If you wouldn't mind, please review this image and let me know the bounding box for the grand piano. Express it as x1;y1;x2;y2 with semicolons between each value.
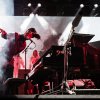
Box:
26;33;100;89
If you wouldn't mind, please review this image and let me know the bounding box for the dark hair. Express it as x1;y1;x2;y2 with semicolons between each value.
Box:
28;28;36;33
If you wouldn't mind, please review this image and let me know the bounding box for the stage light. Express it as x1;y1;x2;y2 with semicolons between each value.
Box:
58;22;72;45
20;13;34;32
29;13;34;17
80;4;84;8
37;3;41;7
28;3;32;7
35;14;38;16
36;15;57;35
90;4;99;16
94;4;98;8
28;3;41;15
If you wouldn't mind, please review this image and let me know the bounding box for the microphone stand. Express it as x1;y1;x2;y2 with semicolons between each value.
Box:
60;10;83;95
60;27;76;95
23;41;33;94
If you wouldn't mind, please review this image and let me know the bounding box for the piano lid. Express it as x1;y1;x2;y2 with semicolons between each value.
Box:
89;41;100;48
70;33;95;43
87;41;100;54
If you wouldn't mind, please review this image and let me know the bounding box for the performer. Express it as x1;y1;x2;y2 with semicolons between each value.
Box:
29;49;40;70
13;54;25;78
0;27;40;83
27;50;40;94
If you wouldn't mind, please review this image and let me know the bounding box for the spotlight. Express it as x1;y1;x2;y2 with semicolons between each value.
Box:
37;3;41;7
94;4;98;8
28;3;32;7
35;14;38;16
90;4;98;16
80;4;84;8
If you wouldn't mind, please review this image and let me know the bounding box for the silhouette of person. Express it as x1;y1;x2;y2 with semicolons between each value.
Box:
0;28;40;83
29;50;40;70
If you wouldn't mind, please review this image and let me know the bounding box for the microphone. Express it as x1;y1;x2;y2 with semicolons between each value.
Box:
72;10;82;28
22;38;36;53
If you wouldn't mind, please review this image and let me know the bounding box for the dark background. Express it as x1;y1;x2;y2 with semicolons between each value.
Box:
14;0;100;16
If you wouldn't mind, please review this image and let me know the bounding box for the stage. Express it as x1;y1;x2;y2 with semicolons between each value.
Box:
0;94;100;99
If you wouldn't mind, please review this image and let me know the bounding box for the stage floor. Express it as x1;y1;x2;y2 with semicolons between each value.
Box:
0;94;100;99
